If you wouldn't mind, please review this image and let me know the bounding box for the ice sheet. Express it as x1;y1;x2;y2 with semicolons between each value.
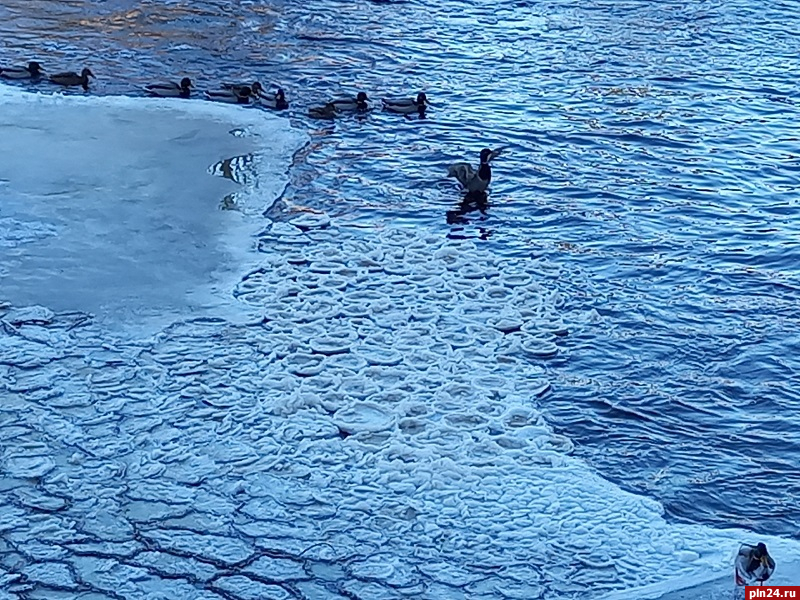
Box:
0;84;305;332
601;555;800;600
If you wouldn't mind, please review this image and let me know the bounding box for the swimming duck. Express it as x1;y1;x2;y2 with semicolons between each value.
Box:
447;148;504;194
204;86;254;104
260;88;289;110
0;61;45;80
382;92;428;115
329;92;369;111
308;103;338;120
222;81;264;98
144;77;193;98
49;68;95;90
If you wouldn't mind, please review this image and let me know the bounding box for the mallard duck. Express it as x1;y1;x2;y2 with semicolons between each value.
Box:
204;86;254;104
735;543;775;585
382;92;428;115
49;68;94;90
222;81;264;98
260;88;289;110
329;92;369;111
0;61;45;80
308;103;338;120
144;77;193;98
447;148;504;194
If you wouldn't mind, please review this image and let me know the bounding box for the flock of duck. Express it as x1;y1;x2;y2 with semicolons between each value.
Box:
0;60;502;196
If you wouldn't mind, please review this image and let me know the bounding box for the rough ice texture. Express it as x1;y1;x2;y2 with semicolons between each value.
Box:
2;85;800;600
600;558;800;600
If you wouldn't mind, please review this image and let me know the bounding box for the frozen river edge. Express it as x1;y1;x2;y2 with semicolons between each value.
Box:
1;86;798;600
0;85;301;332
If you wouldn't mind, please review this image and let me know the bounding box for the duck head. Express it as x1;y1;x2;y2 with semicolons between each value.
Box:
480;148;493;163
28;61;44;75
81;68;95;79
251;81;264;95
754;543;768;559
416;92;428;115
275;88;289;108
180;77;193;89
356;91;369;111
239;85;253;97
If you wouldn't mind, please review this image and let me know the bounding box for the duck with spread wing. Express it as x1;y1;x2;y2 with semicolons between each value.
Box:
447;147;504;194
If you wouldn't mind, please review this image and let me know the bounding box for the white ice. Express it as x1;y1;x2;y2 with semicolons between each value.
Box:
0;84;303;332
601;556;800;600
1;84;799;600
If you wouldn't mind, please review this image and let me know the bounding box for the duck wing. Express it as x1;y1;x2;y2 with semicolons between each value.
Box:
308;102;338;120
308;103;337;119
204;89;251;104
49;71;81;85
260;95;289;110
145;81;178;90
0;67;31;79
331;97;362;111
382;98;418;114
143;82;181;96
446;162;477;189
382;97;413;106
221;83;251;95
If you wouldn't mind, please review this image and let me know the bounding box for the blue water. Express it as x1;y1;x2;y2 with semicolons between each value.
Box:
2;0;799;540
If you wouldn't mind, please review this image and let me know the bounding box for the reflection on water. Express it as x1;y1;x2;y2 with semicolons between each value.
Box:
446;191;493;240
3;0;800;536
219;192;240;211
446;192;490;225
209;153;258;186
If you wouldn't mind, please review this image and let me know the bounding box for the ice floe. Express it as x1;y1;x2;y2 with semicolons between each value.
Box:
0;83;306;333
2;83;800;600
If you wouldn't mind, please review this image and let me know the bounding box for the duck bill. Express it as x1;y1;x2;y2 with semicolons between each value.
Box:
488;147;506;161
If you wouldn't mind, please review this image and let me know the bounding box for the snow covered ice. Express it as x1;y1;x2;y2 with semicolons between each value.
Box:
0;85;299;332
1;84;799;599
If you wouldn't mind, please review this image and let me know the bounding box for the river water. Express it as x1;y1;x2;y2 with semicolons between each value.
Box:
2;0;799;596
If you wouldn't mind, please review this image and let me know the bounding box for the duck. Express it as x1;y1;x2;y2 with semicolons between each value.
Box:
382;92;428;115
143;77;193;98
49;68;95;91
447;148;504;194
260;88;289;110
0;61;45;80
308;103;338;120
735;542;775;586
222;81;264;98
329;92;369;111
204;86;254;104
